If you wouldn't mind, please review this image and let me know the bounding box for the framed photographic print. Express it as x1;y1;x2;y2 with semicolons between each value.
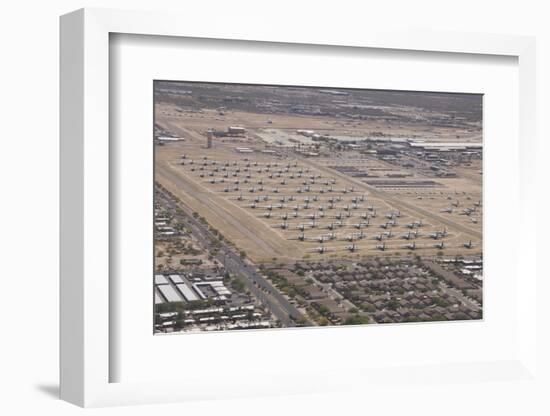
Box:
152;80;483;333
60;7;540;408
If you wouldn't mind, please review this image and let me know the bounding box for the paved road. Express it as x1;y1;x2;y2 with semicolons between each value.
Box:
439;282;481;312
424;260;481;311
157;188;306;326
220;249;304;326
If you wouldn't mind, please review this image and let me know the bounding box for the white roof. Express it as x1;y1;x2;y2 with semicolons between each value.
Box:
154;290;164;304
158;284;182;302
155;275;168;285
157;136;183;141
410;141;482;148
176;283;199;302
192;284;207;300
169;274;185;284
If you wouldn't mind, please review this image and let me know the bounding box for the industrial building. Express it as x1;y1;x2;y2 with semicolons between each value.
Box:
408;140;483;152
156;136;184;142
228;126;246;135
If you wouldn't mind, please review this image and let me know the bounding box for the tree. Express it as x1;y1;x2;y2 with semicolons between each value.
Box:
231;278;245;293
344;315;370;325
386;298;400;310
362;303;376;313
434;297;450;308
318;317;329;326
296;316;309;326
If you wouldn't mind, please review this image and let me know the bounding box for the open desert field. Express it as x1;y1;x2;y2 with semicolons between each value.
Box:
155;91;482;263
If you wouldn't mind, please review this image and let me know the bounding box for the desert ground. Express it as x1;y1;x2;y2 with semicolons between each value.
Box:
155;96;482;263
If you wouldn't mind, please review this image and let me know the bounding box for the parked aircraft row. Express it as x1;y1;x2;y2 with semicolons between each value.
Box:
306;240;475;254
286;228;451;242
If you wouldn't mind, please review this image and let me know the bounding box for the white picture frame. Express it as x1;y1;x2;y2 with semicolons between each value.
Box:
60;7;539;408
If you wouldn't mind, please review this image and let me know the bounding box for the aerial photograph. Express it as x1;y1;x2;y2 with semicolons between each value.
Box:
153;81;483;334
